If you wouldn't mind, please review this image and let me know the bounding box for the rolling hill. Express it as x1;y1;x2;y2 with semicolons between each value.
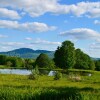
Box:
0;48;54;59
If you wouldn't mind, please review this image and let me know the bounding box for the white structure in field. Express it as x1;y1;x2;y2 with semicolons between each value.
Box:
88;73;92;76
48;71;56;76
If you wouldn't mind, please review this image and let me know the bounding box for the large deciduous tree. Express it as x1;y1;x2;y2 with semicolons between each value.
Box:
0;55;7;65
95;60;100;71
54;40;76;69
74;49;95;70
35;53;54;69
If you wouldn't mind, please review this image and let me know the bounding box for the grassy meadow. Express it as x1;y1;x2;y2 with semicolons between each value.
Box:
0;70;100;100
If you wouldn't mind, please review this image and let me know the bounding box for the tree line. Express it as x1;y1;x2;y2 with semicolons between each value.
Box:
0;40;100;71
54;40;100;71
0;55;35;69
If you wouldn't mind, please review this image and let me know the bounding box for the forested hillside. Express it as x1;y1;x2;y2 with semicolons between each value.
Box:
0;48;54;59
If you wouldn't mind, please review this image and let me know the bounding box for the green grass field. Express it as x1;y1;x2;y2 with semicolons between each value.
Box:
0;71;100;100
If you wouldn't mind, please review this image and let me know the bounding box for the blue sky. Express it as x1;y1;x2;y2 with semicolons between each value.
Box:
0;0;100;58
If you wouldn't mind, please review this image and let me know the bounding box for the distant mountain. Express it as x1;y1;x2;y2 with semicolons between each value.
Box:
91;57;100;61
0;48;54;59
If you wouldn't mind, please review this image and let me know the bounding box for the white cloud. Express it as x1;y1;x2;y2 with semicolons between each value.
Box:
0;8;21;19
0;20;56;33
0;0;99;18
25;37;33;41
94;20;100;25
60;28;100;40
72;2;100;18
89;42;100;50
1;42;25;46
0;0;69;17
88;41;100;57
0;40;60;51
31;38;61;45
0;42;26;52
89;8;100;18
0;34;8;38
0;46;11;52
1;46;9;49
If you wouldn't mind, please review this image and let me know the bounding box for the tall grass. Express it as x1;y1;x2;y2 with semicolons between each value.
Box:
0;70;100;100
0;86;100;100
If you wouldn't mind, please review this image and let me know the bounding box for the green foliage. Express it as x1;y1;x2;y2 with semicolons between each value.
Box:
35;53;55;69
28;66;39;80
24;59;35;70
54;40;76;69
54;40;96;71
6;61;12;67
0;54;36;69
74;49;95;70
0;55;7;65
95;60;100;71
54;71;62;80
0;48;54;59
0;71;100;100
6;57;24;68
6;57;17;67
89;59;95;70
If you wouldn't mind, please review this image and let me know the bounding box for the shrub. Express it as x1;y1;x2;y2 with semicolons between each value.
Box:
54;71;62;80
6;61;12;67
28;66;39;80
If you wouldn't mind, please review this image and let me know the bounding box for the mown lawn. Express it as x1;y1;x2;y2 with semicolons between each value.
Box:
0;71;100;100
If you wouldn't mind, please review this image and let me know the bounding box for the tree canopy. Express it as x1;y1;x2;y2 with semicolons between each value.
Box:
0;55;7;65
74;49;95;70
54;40;76;69
95;60;100;71
54;40;96;70
35;53;54;69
